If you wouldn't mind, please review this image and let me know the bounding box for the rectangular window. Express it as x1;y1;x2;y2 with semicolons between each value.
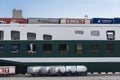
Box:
91;44;99;53
0;31;4;40
0;44;4;53
43;34;52;40
91;30;100;36
27;32;36;40
59;44;68;53
11;31;20;40
11;44;20;53
106;44;115;53
106;31;115;40
43;44;52;53
27;44;36;53
75;30;84;35
75;44;83;53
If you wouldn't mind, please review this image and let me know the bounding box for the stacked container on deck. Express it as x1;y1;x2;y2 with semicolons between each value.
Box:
91;18;120;24
60;15;91;24
0;18;27;24
91;18;113;24
1;17;120;24
27;18;60;24
27;16;91;24
60;18;85;24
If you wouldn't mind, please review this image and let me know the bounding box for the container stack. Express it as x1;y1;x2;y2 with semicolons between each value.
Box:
27;18;60;24
60;18;85;24
91;18;113;24
0;18;27;24
0;16;120;24
91;18;120;24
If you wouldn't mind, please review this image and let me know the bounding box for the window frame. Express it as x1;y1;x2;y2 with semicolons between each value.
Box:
91;30;100;36
11;44;20;53
43;44;52;53
59;44;68;53
27;43;36;53
91;44;100;53
106;43;115;53
106;31;115;40
43;34;52;40
11;31;20;40
27;32;36;40
75;44;83;53
75;30;84;35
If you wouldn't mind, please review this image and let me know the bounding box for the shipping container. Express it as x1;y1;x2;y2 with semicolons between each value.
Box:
91;18;113;24
60;18;85;24
0;18;27;24
27;18;60;24
114;18;120;24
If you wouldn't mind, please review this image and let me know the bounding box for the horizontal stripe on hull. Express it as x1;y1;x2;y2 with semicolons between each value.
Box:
0;57;120;63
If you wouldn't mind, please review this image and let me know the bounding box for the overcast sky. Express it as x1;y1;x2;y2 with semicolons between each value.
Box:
0;0;120;18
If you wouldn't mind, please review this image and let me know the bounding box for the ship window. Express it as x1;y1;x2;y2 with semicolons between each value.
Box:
43;44;52;53
106;31;115;40
59;44;68;53
75;30;84;35
11;31;20;40
11;44;20;53
91;44;99;53
106;44;115;53
0;31;4;40
0;44;4;53
75;44;83;54
27;32;36;40
91;30;100;36
27;44;36;53
43;34;52;40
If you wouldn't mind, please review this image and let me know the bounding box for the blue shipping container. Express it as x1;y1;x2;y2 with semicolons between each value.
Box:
92;18;113;24
114;18;120;24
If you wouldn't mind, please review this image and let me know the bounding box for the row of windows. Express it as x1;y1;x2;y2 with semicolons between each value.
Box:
0;30;115;40
75;30;115;40
0;44;68;54
0;43;115;54
0;31;52;40
75;30;100;36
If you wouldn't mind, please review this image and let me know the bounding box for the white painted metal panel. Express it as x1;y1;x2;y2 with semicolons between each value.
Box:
0;24;120;40
1;57;120;63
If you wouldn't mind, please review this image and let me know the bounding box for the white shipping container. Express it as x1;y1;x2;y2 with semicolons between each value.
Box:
28;18;60;24
0;66;15;74
85;19;91;24
60;18;85;24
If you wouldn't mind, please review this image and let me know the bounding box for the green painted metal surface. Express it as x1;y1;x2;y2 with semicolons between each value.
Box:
0;40;120;57
0;40;120;74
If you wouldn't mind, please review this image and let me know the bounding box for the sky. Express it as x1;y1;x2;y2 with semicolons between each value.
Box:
0;0;120;18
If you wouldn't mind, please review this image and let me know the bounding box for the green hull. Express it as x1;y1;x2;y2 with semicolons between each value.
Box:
0;40;120;74
0;59;120;74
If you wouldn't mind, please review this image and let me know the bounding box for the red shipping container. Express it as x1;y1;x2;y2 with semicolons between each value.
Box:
0;18;27;24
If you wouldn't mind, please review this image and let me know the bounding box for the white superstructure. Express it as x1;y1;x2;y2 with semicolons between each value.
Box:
0;24;119;40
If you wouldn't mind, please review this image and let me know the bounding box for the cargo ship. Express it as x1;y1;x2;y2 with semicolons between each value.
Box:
0;17;120;76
